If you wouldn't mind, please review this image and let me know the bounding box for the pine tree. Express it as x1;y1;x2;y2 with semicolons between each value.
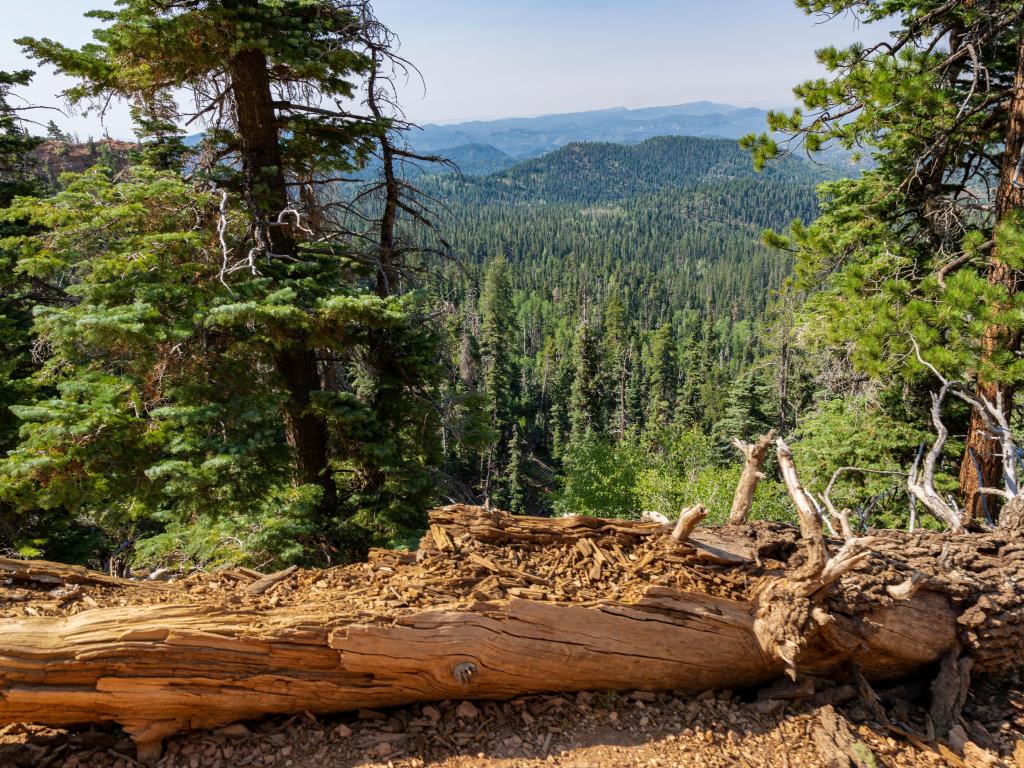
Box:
712;368;774;456
646;323;677;428
568;316;603;441
19;0;398;527
0;70;48;556
11;1;444;560
602;295;631;439
503;424;527;515
743;0;1024;523
478;257;517;498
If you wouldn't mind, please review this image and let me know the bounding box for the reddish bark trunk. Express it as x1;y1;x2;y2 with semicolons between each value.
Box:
228;39;337;516
959;34;1024;524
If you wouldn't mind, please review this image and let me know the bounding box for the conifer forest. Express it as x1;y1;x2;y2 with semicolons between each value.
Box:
3;2;1024;767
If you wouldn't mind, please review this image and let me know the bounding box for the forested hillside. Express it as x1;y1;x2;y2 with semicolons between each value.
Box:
4;2;1024;766
415;136;831;520
0;0;1021;579
413;101;773;158
432;134;831;203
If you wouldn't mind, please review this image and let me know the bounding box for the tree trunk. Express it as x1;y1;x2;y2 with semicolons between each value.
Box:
227;41;337;516
4;505;1023;763
959;32;1024;523
273;347;338;513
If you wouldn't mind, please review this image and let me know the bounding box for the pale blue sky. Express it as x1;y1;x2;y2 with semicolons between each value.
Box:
0;0;880;139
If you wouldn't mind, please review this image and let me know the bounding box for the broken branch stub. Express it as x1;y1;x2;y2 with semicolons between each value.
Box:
671;505;708;542
836;508;855;541
728;430;777;525
807;537;877;597
776;437;827;574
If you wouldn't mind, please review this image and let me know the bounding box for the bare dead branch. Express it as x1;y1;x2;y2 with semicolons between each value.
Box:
728;431;777;525
671;505;708;543
777;438;828;574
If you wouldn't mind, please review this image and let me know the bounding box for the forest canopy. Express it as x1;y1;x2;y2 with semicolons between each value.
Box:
0;0;1022;572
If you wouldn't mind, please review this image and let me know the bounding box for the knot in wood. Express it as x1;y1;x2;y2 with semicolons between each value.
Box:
453;661;479;685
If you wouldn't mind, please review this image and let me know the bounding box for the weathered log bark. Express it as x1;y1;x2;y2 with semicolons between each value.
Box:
2;505;1023;762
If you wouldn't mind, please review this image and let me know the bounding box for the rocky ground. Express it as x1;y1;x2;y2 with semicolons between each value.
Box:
3;677;1024;768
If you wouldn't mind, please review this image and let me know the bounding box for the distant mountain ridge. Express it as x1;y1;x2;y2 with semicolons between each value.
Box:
479;135;831;203
427;143;513;176
413;101;772;161
418;134;836;212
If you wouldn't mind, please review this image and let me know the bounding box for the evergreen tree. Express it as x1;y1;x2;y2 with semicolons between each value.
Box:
44;120;69;143
21;0;378;526
568;316;603;441
478;257;516;499
744;0;1024;522
0;70;49;555
646;324;677;428
503;424;527;515
602;295;631;438
11;1;443;560
712;368;775;457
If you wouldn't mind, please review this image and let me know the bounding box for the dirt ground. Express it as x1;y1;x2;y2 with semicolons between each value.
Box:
3;677;1023;768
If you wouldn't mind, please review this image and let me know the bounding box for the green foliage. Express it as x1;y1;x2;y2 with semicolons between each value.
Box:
740;1;1024;521
784;177;1024;388
0;160;445;566
633;427;792;525
712;367;776;457
133;484;323;570
479;257;517;438
554;434;641;519
744;0;1024;391
554;427;793;525
0;69;50;555
466;135;829;206
3;1;452;566
645;324;677;428
1;166;287;562
423;135;831;513
793;397;936;530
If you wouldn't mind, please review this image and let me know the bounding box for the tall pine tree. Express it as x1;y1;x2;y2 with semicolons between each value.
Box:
744;0;1024;524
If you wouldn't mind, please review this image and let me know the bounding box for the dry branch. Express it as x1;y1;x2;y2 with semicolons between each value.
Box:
728;431;777;525
776;437;827;573
671;505;707;542
907;383;966;533
244;565;298;596
0;557;172;591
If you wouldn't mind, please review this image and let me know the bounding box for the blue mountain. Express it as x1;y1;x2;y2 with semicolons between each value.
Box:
411;101;771;160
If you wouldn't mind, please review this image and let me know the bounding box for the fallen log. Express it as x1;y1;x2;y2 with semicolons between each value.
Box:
2;503;1024;762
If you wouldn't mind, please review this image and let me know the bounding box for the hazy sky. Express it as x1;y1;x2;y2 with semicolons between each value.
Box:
0;0;880;139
